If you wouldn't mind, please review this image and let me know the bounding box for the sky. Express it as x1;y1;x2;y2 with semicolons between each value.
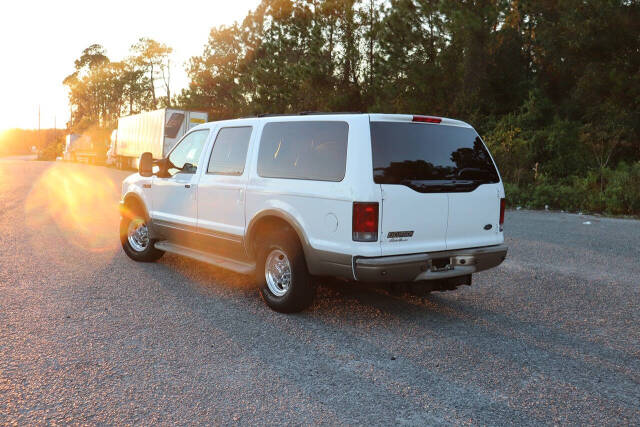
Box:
0;0;262;131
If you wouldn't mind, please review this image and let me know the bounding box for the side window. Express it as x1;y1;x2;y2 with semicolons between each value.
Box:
257;121;348;181
167;130;209;176
207;127;252;175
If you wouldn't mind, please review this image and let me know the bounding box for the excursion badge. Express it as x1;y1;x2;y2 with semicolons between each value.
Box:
387;231;414;241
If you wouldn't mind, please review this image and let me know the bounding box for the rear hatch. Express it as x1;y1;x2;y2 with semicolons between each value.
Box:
370;116;502;255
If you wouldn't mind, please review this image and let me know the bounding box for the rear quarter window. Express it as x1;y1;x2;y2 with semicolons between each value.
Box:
257;121;348;182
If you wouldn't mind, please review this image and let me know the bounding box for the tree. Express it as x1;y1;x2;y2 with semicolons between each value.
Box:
64;40;174;133
63;44;116;130
61;1;640;214
179;24;247;119
130;38;173;107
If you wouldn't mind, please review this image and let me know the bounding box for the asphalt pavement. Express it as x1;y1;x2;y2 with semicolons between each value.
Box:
1;157;639;425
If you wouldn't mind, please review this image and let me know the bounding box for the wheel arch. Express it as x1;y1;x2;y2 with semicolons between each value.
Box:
245;209;311;261
120;192;150;222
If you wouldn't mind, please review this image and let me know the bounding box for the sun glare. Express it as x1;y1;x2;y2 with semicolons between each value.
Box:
25;163;121;253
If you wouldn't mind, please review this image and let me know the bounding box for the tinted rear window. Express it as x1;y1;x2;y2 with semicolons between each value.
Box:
258;121;348;181
371;122;499;191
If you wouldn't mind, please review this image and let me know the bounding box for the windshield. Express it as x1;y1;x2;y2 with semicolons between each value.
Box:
370;122;499;192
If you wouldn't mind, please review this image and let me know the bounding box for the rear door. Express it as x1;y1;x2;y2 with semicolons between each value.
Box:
370;119;501;255
371;120;449;255
445;131;503;249
197;125;253;246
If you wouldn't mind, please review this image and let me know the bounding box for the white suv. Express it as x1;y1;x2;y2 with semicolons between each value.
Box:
119;113;507;312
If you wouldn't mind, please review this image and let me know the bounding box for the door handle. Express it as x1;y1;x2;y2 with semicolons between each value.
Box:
185;184;192;188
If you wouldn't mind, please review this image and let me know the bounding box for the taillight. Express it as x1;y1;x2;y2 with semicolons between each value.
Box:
499;198;505;232
412;115;442;123
353;202;379;242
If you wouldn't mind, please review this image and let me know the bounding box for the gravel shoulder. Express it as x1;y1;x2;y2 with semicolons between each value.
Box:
1;158;639;425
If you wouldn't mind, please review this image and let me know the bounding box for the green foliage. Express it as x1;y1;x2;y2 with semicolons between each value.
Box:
59;0;640;215
484;116;531;185
506;163;640;216
64;39;172;133
37;132;65;161
184;0;639;216
600;162;640;215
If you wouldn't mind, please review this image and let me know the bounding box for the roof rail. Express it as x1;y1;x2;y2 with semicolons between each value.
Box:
255;111;362;118
299;111;362;115
256;113;291;118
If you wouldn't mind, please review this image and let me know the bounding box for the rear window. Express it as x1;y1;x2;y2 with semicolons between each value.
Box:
257;121;348;182
370;122;499;192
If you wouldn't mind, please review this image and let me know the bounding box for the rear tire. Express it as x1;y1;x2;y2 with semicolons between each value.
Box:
120;214;164;262
257;232;315;313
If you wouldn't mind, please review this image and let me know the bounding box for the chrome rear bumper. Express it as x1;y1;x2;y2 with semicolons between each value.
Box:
354;244;508;282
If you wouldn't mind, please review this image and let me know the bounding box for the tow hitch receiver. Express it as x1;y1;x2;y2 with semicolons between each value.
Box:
431;257;452;272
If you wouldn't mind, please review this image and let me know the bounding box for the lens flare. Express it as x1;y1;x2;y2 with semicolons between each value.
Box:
25;163;120;253
0;161;7;186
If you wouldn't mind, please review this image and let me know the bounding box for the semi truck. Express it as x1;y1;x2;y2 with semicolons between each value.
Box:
110;109;208;169
63;134;107;164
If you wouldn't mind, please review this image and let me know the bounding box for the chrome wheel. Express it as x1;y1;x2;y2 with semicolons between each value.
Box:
127;218;149;252
265;249;292;297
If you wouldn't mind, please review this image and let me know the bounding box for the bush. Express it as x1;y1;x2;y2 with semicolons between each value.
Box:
602;162;640;215
502;162;640;217
503;182;529;208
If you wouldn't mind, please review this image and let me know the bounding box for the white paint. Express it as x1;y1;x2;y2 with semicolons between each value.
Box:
324;213;339;232
123;113;505;267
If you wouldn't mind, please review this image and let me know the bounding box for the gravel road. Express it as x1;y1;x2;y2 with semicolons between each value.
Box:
1;157;639;425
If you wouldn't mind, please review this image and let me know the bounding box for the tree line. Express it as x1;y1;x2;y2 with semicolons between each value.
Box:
63;38;172;131
64;0;640;215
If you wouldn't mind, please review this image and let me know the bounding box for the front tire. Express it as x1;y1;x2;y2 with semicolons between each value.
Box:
120;215;164;262
257;233;315;313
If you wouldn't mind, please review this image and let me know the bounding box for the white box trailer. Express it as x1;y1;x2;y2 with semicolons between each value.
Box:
63;134;102;163
112;109;208;169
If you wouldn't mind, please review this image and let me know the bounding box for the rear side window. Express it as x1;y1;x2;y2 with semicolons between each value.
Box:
207;126;252;175
370;122;499;192
257;121;348;181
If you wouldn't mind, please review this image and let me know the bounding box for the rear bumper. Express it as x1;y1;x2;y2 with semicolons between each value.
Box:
353;244;508;282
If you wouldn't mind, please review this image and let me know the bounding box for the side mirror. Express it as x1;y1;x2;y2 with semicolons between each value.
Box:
139;152;153;177
155;158;171;178
182;162;195;173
